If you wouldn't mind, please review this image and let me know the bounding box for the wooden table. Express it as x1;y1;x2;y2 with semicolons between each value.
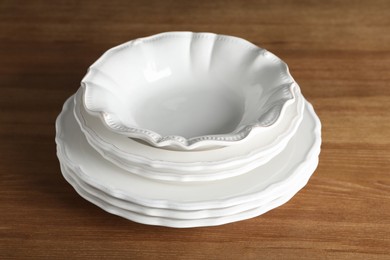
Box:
1;1;389;259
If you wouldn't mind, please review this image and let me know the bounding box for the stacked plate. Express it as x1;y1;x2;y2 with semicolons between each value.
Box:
55;32;321;228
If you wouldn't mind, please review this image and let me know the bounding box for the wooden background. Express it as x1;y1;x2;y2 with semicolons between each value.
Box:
1;0;389;259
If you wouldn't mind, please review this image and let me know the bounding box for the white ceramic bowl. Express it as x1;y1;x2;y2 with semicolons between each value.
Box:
82;32;295;150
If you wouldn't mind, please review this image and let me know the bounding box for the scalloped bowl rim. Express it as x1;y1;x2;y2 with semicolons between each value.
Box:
81;31;296;150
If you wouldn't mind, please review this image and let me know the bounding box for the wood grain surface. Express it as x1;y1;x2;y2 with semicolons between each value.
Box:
1;0;389;259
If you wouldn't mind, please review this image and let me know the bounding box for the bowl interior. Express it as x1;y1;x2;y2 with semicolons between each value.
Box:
83;33;292;140
133;79;245;138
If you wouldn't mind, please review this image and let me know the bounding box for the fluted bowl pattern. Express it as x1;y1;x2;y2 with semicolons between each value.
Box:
81;32;296;150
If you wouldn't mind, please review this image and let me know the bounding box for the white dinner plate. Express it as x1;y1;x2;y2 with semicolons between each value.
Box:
59;156;318;220
55;95;321;210
59;161;316;228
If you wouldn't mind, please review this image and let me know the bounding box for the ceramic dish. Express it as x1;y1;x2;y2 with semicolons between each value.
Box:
59;161;316;228
74;86;304;182
81;32;296;150
60;160;305;228
55;96;321;210
59;157;317;220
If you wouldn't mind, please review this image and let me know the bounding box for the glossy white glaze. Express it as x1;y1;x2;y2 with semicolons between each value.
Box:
55;96;321;210
59;160;318;228
81;32;296;150
73;87;304;182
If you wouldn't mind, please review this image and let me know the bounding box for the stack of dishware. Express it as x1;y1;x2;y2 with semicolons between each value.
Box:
55;32;321;228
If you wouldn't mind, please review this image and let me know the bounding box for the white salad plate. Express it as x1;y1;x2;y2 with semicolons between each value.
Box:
58;160;317;228
55;95;321;211
81;32;296;151
74;85;304;182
